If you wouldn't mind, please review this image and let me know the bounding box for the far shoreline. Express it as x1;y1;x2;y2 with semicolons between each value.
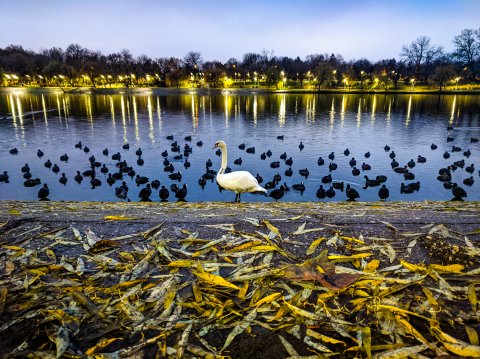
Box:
1;86;480;96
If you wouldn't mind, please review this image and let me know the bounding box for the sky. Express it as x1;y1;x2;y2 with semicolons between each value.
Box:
0;0;479;63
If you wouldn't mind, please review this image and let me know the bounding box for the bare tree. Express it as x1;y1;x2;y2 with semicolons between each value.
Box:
183;51;202;71
242;53;261;73
430;65;455;91
400;36;444;80
453;29;479;78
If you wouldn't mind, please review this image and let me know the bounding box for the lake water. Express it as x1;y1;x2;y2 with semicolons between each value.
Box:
1;89;479;202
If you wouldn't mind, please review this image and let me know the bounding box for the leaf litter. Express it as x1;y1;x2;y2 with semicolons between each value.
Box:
0;204;479;358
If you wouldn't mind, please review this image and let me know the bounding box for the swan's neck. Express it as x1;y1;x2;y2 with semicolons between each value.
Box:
219;145;227;175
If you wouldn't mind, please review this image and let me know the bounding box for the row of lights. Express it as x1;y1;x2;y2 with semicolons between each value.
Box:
2;72;463;87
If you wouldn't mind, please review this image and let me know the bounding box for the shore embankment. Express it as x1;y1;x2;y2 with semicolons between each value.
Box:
1;201;479;358
1;86;480;96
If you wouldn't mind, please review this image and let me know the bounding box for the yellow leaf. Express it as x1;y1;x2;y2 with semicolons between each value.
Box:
328;253;373;261
263;220;282;238
400;260;428;273
421;287;439;307
167;260;195;267
104;215;140;221
229;240;262;252
306;328;346;345
467;284;477;312
465;326;479;346
271;304;289;322
192;282;202;302
373;304;432;322
443;341;480;357
364;259;380;273
306;237;326;255
8;209;21;215
2;245;25;252
85;338;122;355
395;315;433;349
251;245;277;252
192;270;240;290
429;263;464;273
251;292;282;307
340;236;365;245
238;282;249;300
223;256;233;264
361;326;372;359
283;300;321;320
164;288;177;309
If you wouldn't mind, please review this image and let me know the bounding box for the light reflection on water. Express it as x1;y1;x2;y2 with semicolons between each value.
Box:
0;91;479;202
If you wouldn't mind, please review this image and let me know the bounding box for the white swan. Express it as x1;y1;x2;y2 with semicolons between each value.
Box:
213;140;266;202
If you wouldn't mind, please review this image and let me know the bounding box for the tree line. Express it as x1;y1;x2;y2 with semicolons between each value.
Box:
1;28;479;90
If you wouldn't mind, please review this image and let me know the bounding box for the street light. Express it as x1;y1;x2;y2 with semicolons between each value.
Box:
410;78;415;90
454;77;461;90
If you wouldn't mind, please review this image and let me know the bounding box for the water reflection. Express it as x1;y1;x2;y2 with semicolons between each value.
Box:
405;95;412;127
279;94;286;126
253;94;258;125
191;94;199;128
340;95;346;126
133;96;140;142
386;97;392;126
147;96;155;144
305;95;315;123
120;95;127;143
450;95;457;124
156;96;162;132
356;98;362;128
224;94;230;126
0;91;479;202
371;95;377;123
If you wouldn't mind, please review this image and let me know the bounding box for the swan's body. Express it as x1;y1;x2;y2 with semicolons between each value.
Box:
213;140;266;202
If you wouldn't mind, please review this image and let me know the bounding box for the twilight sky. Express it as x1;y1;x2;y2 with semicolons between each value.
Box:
0;0;478;63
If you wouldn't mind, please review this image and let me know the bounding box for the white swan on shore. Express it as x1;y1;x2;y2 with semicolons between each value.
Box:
213;140;266;202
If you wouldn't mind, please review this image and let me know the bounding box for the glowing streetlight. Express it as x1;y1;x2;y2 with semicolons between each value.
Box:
454;77;461;90
410;78;415;90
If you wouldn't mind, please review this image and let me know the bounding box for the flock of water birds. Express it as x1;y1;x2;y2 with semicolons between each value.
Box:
1;126;479;202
